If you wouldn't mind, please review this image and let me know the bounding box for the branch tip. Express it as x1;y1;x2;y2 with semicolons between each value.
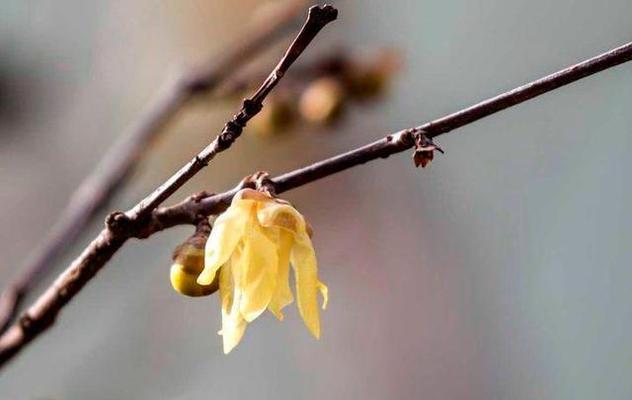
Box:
307;4;338;24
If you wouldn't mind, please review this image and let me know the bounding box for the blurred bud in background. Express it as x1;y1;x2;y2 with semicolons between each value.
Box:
299;76;346;125
250;91;297;138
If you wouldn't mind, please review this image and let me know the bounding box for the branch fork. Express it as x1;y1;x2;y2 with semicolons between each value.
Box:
242;171;277;197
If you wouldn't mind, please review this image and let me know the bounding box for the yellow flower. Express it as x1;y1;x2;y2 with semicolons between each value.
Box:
197;188;328;353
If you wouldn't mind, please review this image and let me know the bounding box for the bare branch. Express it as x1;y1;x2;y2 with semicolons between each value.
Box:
1;34;631;368
0;0;311;335
0;4;338;369
147;41;632;226
126;5;338;221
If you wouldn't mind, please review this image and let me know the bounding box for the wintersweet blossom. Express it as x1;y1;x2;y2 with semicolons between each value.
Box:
197;189;328;353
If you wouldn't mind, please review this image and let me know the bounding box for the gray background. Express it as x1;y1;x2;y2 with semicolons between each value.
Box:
1;0;631;399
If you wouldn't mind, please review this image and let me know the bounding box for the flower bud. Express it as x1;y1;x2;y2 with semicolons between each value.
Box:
170;221;219;297
344;49;401;100
299;77;346;125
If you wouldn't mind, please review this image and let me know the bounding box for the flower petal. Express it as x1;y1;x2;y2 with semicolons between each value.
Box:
238;223;279;322
257;201;307;236
220;246;248;354
290;232;325;339
268;230;294;320
198;200;253;285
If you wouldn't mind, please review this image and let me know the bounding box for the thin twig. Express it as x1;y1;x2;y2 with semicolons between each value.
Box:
3;35;632;369
141;40;632;233
0;0;310;335
126;5;338;221
0;4;338;369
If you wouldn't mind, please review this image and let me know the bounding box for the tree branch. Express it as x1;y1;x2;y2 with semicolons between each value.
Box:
141;40;632;232
0;3;338;369
0;0;311;335
2;35;631;369
126;5;338;221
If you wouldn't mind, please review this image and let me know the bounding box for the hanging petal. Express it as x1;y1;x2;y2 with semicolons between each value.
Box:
218;248;236;312
198;200;253;285
290;232;323;338
220;246;248;354
268;230;294;320
238;222;279;322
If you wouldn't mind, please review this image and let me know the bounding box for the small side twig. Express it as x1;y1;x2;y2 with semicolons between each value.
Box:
0;0;310;335
0;4;338;368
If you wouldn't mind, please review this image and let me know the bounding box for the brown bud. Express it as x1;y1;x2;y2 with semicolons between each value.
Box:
299;77;346;125
344;49;401;100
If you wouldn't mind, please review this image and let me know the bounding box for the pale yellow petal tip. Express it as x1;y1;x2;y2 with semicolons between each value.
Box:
223;342;237;354
196;270;216;286
268;307;285;321
303;317;321;339
318;282;329;310
311;326;321;340
241;308;267;323
221;328;245;354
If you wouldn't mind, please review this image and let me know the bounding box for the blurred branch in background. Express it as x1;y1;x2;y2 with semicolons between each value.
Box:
0;3;338;369
0;0;311;335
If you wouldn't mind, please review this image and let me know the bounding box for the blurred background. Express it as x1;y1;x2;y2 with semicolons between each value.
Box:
1;0;632;399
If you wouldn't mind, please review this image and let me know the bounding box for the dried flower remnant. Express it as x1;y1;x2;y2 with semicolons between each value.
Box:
197;189;328;353
412;131;444;168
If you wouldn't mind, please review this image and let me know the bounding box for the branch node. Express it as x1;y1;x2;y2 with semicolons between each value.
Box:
242;98;263;116
190;190;214;203
18;315;34;332
218;121;243;149
105;211;134;235
241;171;277;196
